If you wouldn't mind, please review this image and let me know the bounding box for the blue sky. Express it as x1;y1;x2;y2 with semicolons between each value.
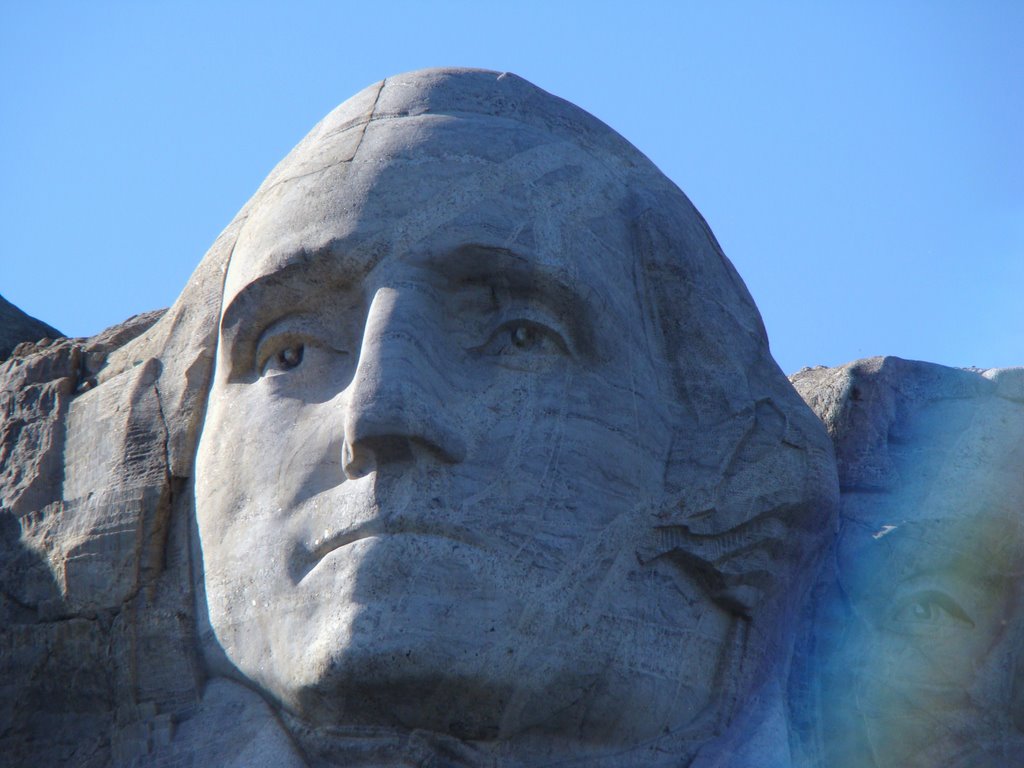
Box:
2;2;1021;374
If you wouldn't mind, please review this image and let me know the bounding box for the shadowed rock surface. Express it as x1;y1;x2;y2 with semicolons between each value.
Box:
0;306;170;766
0;293;64;362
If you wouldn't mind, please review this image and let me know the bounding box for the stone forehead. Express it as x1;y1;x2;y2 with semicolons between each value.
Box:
226;69;688;307
326;68;645;159
252;68;667;200
797;358;1024;500
226;122;645;305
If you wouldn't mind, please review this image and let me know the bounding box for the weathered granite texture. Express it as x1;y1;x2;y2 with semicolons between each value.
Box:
187;68;837;767
789;358;1024;768
18;67;1024;768
0;309;168;766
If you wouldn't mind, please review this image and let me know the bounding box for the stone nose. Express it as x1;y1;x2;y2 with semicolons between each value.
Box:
341;287;467;479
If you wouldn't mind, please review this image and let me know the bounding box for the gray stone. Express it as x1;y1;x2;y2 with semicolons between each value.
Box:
190;68;837;766
0;293;63;363
789;357;1024;768
0;308;172;768
2;68;840;767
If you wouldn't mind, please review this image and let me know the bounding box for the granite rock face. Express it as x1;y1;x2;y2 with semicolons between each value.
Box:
0;308;171;767
789;358;1024;768
5;68;1016;768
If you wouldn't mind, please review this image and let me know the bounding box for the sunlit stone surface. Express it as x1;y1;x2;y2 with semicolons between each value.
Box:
186;67;837;767
5;68;1018;768
790;358;1024;768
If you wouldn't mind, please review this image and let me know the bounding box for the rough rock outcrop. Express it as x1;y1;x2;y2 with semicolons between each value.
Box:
0;309;176;767
0;293;63;362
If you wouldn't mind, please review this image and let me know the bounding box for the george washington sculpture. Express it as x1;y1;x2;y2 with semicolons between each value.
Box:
0;69;837;767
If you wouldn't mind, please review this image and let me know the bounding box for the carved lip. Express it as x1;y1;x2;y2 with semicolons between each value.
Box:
293;518;488;583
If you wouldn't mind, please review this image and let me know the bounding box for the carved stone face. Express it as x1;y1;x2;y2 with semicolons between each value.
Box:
193;71;836;758
194;108;740;745
811;392;1024;767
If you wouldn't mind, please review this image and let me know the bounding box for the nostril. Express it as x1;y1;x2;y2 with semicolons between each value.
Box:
373;435;417;462
341;439;373;479
342;434;463;479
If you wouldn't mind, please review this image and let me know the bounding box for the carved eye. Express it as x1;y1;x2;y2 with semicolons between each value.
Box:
887;589;975;635
261;343;304;376
466;317;568;371
279;345;303;369
510;323;538;350
492;320;567;358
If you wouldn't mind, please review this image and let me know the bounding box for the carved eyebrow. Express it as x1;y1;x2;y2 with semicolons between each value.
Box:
219;242;600;360
423;244;598;357
220;246;361;351
221;261;314;338
220;235;384;342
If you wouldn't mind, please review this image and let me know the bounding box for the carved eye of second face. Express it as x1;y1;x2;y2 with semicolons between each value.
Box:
885;589;975;636
476;318;570;366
